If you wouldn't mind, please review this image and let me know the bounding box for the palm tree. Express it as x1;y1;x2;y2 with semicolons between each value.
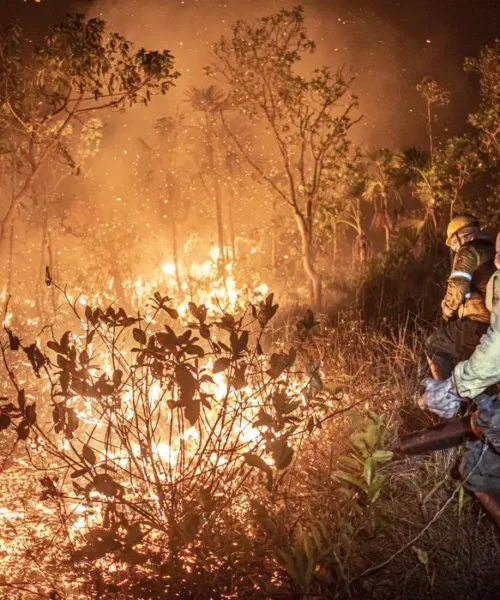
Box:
362;149;399;252
395;146;438;255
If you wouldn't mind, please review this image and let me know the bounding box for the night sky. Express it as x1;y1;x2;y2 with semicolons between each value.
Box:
4;0;500;148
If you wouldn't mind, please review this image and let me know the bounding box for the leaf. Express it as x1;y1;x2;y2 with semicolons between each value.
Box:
253;408;273;427
334;471;367;492
25;404;37;425
93;474;120;497
372;450;394;463
24;343;45;377
188;302;198;317
156;330;176;351
364;457;376;486
213;357;231;374
82;445;97;466
17;419;29;440
217;313;235;331
175;364;198;405
458;484;465;518
164;307;179;320
113;369;123;389
184;400;201;426
338;455;361;470
71;468;91;479
268;353;289;379
79;350;90;365
368;474;387;502
18;389;25;414
184;344;205;358
244;452;272;474
258;300;279;327
232;364;247;390
6;328;20;351
270;439;294;470
199;324;211;339
60;370;71;394
196;304;207;323
230;330;248;356
414;547;429;565
133;328;147;345
47;341;64;354
362;420;378;450
85;305;93;322
60;332;72;352
0;414;11;431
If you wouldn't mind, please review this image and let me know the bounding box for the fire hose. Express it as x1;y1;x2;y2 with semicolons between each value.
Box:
399;415;500;529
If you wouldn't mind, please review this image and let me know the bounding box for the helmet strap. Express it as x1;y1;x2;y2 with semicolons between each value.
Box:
451;232;461;252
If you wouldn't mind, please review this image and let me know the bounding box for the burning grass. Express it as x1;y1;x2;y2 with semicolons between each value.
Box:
0;277;355;599
0;277;498;600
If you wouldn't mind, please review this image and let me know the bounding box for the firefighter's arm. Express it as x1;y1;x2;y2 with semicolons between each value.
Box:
453;272;500;399
442;246;479;316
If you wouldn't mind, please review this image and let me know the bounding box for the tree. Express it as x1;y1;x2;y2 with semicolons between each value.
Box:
395;146;437;238
0;15;178;246
362;149;400;252
139;116;192;294
208;6;359;307
416;77;450;165
185;85;229;273
434;135;485;220
466;41;500;165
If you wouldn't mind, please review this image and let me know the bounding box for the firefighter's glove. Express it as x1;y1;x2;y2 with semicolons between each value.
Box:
418;377;462;419
441;300;457;322
474;395;500;453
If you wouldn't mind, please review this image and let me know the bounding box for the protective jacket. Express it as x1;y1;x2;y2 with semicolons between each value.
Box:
444;232;494;323
453;270;500;398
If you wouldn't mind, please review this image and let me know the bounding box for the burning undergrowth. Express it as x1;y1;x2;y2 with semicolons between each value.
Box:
0;278;355;599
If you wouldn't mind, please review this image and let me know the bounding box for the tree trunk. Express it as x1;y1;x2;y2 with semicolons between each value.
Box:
205;131;225;273
35;210;48;322
384;225;391;252
227;186;237;262
332;216;338;270
170;201;182;295
46;229;57;315
7;219;14;297
427;101;434;166
294;212;322;307
271;197;277;277
110;254;127;309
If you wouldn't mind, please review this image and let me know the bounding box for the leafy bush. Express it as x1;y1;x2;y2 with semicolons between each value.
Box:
0;284;368;599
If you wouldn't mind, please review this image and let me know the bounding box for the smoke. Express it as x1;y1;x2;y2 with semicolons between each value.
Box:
77;0;495;151
59;0;492;292
3;0;498;319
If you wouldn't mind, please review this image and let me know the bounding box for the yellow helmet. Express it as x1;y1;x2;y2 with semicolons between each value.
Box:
446;214;479;247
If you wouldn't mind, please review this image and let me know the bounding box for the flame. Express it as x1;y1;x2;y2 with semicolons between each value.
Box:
0;244;297;595
162;262;176;276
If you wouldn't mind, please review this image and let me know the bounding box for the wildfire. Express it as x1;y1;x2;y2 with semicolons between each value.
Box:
0;247;318;599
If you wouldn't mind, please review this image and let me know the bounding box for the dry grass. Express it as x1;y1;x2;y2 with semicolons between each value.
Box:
289;313;500;600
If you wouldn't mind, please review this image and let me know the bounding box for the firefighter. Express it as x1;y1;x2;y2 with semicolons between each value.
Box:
425;214;495;380
419;233;500;497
